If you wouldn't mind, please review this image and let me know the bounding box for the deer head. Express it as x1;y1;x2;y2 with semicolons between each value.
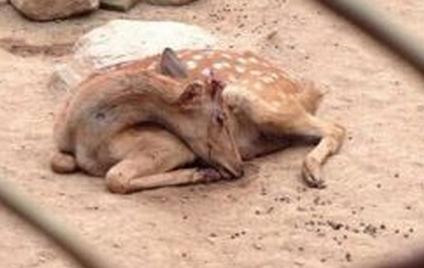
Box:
159;48;243;177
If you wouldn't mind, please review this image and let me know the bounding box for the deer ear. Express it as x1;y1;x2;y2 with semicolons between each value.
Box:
205;70;226;104
160;48;188;79
177;81;203;108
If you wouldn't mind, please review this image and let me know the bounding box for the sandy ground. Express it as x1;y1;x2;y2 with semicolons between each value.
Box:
1;0;424;267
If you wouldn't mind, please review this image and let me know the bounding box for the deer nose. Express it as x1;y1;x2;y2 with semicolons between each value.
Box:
221;161;244;179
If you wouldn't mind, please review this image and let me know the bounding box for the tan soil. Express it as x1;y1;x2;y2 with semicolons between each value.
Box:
1;1;424;267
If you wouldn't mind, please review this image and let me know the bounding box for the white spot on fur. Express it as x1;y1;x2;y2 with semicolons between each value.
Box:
261;76;275;84
212;62;224;70
221;53;233;60
270;72;279;79
186;61;197;70
193;54;204;61
213;62;229;70
201;68;211;76
222;62;232;68
235;65;246;73
237;57;248;64
248;57;259;64
250;70;262;76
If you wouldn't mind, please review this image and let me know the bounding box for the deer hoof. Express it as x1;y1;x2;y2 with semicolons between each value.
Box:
302;157;326;189
105;171;131;194
200;168;222;183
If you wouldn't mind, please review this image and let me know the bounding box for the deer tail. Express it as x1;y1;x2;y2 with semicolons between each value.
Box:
296;79;327;114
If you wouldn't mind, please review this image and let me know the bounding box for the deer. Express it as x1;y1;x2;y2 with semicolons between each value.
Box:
51;48;345;194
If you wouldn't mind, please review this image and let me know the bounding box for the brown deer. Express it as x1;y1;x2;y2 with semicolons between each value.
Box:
51;48;345;193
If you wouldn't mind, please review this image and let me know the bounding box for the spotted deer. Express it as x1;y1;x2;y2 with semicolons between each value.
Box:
51;48;345;193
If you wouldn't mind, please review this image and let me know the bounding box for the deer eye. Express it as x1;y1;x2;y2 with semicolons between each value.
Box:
213;111;226;126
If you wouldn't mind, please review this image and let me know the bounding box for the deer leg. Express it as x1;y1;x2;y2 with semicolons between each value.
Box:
105;142;209;194
117;168;223;193
252;104;345;188
105;150;221;193
295;115;345;188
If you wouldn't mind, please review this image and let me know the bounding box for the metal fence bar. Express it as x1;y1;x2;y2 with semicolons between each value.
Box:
1;2;423;268
0;177;116;268
316;0;424;75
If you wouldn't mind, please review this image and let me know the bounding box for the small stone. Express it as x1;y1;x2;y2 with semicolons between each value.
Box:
328;220;343;230
266;30;278;40
100;0;139;11
253;243;263;250
363;224;377;237
345;253;352;262
10;0;98;21
86;205;99;210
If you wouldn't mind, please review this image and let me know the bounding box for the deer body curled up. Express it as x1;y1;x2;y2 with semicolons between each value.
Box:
51;48;345;193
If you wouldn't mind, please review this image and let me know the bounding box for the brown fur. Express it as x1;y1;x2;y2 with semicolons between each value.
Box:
52;48;345;193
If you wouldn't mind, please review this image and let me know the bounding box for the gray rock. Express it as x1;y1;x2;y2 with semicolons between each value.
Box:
51;20;218;91
10;0;99;21
145;0;198;5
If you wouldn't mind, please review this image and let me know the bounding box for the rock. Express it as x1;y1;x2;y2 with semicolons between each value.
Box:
10;0;99;21
100;0;139;11
51;20;218;91
145;0;198;5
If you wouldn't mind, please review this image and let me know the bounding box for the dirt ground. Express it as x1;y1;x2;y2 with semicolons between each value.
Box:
1;0;424;267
